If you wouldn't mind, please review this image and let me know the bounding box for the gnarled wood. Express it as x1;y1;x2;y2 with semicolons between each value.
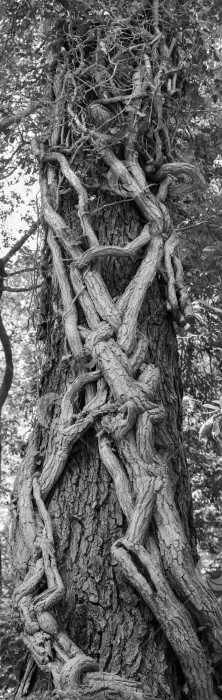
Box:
11;4;221;700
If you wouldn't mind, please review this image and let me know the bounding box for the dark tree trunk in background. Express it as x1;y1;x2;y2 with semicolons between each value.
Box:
11;3;222;700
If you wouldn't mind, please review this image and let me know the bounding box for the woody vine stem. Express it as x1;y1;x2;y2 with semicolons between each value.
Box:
11;3;222;700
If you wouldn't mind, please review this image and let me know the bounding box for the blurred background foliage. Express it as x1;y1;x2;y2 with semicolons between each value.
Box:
1;0;222;697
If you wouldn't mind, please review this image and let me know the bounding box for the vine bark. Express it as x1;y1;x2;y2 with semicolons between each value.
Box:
10;2;222;700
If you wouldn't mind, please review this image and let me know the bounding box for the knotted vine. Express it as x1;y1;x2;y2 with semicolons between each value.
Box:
11;3;222;700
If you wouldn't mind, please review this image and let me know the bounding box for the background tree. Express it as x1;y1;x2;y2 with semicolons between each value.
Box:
0;223;40;594
0;237;39;696
1;1;222;699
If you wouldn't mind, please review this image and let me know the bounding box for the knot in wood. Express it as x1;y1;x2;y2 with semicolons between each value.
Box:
84;322;114;355
37;611;58;636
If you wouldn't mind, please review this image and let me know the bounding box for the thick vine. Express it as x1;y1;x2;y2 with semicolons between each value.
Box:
11;3;222;700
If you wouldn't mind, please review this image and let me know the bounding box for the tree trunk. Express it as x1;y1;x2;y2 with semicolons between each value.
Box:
11;3;222;700
42;199;194;698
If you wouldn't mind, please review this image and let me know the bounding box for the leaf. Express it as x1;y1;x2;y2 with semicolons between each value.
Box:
212;415;222;437
203;403;219;410
46;50;55;66
199;416;214;440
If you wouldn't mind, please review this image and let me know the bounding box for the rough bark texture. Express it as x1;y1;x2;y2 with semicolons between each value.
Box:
47;201;190;698
10;3;222;700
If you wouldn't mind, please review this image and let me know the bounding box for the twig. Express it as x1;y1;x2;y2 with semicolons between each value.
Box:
1;221;40;265
3;284;42;292
3;267;37;277
0;103;41;133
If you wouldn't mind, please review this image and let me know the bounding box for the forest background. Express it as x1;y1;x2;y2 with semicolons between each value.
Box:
1;0;222;697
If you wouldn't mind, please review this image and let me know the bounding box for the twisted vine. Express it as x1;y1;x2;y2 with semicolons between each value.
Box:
11;3;222;700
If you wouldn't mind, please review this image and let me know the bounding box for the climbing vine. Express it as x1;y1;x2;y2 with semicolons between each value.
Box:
10;2;222;699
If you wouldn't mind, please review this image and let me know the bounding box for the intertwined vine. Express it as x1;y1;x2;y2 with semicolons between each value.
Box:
11;3;222;700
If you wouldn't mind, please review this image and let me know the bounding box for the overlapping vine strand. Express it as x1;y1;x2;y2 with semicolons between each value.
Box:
12;145;222;700
11;3;222;699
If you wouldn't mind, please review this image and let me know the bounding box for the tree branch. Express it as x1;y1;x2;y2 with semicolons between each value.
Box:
1;220;40;265
0;143;24;171
0;104;41;134
0;312;13;413
2;267;37;277
3;284;42;292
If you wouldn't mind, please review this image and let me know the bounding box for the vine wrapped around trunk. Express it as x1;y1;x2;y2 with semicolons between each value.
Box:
10;2;222;700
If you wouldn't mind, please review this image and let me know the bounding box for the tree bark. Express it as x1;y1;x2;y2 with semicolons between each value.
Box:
45;199;192;698
10;3;222;700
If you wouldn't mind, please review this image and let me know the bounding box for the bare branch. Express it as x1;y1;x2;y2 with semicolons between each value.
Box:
0;145;24;175
3;267;37;277
1;220;40;265
3;284;42;292
93;92;149;105
0;104;41;134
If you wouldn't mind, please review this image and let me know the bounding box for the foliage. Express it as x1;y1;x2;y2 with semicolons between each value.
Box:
0;241;40;577
177;178;222;556
0;245;41;698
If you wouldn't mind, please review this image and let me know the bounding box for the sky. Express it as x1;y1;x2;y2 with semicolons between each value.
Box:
1;174;39;254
